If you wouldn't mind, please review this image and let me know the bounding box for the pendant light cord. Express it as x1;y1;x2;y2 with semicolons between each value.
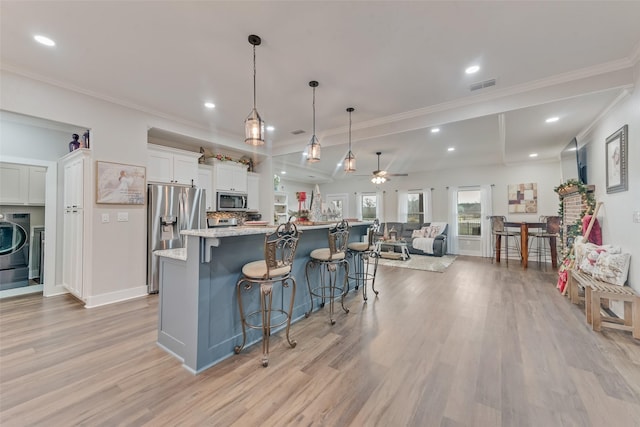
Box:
312;87;316;135
348;110;352;150
253;44;257;109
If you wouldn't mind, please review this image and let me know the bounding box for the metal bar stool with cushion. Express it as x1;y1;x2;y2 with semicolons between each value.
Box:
305;219;350;325
490;216;521;266
235;221;300;367
347;219;380;301
528;215;561;270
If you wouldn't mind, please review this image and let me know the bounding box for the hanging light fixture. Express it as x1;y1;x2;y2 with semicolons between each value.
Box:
371;152;387;184
306;80;321;162
344;107;356;173
244;35;265;146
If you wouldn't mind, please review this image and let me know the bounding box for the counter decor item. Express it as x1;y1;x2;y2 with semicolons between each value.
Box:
82;130;90;149
69;133;80;152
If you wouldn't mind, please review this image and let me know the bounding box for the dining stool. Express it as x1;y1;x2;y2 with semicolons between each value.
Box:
528;216;561;270
234;221;300;367
490;216;521;266
305;219;350;325
347;219;380;301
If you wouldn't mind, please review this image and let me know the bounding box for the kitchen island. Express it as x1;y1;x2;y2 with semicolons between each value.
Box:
155;222;371;373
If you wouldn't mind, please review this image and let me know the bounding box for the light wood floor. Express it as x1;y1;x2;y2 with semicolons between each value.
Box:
1;256;639;426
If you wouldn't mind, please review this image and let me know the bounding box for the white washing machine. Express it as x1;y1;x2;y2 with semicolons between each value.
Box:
0;213;30;290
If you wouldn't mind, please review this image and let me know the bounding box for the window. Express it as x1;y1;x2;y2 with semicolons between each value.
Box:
407;192;424;224
457;189;481;236
361;193;377;220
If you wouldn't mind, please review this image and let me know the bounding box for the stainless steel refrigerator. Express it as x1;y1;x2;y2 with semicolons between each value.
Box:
147;184;205;293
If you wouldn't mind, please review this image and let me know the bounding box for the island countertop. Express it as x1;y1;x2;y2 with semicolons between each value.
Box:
180;221;372;239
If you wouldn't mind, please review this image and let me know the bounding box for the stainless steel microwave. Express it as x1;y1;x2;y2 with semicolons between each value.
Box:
217;192;247;211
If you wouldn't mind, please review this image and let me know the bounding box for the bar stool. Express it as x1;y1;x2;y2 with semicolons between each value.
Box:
234;221;300;367
305;219;350;325
347;219;380;301
528;216;561;270
490;216;521;266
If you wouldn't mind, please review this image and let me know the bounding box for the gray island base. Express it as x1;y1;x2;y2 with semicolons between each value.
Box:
155;222;370;373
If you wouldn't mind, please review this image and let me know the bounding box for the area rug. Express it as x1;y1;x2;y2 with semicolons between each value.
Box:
376;254;456;273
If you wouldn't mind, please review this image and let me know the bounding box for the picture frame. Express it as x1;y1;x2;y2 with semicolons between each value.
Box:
96;161;146;204
605;125;628;194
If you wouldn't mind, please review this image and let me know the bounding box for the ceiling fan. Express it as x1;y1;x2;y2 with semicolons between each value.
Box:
370;151;408;183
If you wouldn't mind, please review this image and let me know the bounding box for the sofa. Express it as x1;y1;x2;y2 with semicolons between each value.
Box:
376;222;448;257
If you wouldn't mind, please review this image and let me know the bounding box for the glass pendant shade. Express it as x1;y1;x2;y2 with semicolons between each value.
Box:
307;135;321;163
244;108;265;146
344;151;356;172
344;107;356;172
371;175;386;185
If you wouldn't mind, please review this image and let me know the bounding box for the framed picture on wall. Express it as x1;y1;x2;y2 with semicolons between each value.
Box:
605;125;628;194
96;161;146;204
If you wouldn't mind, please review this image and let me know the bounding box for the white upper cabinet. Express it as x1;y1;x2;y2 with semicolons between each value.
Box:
147;144;200;185
247;172;260;211
0;163;47;206
197;165;214;211
214;161;247;193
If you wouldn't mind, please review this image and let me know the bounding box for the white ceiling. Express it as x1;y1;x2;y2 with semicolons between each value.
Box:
2;1;639;183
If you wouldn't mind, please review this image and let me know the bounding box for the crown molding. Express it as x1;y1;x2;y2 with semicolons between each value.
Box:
1;64;208;132
575;88;632;143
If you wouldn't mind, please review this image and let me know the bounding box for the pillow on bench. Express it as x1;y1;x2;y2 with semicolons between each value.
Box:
574;240;630;286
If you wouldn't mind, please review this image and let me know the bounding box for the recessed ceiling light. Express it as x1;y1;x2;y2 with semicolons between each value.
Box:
447;147;455;152
34;35;55;47
529;153;538;158
281;171;286;174
465;65;480;74
431;128;440;133
204;102;215;109
266;126;275;131
545;117;559;123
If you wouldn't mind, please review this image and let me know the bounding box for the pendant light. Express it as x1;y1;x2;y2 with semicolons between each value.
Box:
344;107;356;173
306;80;321;162
244;35;265;146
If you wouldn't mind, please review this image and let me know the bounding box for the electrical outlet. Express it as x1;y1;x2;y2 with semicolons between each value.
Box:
101;213;109;223
633;211;640;223
117;212;128;222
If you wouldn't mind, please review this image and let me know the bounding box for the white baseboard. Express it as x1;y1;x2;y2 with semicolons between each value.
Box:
84;286;148;308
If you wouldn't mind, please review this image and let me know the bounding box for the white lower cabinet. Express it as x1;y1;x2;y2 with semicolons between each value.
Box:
62;208;84;299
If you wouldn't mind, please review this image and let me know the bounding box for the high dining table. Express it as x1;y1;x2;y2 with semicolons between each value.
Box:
495;222;558;269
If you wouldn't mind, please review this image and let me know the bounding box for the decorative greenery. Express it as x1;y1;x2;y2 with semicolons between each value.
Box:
554;179;596;258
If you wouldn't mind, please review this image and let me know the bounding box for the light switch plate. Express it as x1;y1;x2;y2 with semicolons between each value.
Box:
117;212;128;222
633;211;640;223
101;213;109;223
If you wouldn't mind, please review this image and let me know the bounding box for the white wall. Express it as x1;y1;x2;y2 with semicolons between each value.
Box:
1;70;254;305
580;63;640;293
320;161;563;223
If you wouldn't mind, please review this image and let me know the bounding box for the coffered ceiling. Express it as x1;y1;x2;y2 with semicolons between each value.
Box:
2;1;639;183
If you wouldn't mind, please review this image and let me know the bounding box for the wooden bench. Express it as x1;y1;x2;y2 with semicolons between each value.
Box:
569;269;639;339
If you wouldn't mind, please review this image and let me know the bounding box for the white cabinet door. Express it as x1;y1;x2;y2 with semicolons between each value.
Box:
0;163;29;204
198;165;214;211
247;172;260;211
62;209;84;299
63;157;84;209
172;153;198;186
147;149;174;183
28;166;47;205
148;145;200;184
214;162;247;192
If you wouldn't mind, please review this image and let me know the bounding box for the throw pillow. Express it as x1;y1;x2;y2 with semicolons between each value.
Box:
421;226;431;238
427;225;441;238
578;244;621;275
592;252;631;286
411;229;423;238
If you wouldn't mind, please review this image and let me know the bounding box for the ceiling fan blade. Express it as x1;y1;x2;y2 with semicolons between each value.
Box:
388;173;408;177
